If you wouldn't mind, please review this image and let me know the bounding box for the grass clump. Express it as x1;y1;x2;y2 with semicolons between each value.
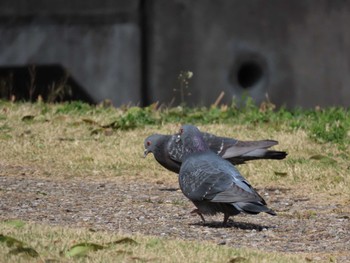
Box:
308;107;349;144
54;101;93;115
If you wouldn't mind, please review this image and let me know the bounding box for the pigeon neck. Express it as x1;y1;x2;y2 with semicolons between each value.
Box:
183;135;209;157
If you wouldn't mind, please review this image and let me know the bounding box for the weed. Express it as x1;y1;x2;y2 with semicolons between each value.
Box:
47;72;72;103
173;71;193;106
0;73;13;100
28;65;36;102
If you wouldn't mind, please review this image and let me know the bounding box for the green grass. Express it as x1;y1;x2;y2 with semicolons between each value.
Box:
2;100;349;144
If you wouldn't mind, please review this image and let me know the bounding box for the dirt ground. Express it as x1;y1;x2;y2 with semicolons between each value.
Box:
0;167;349;262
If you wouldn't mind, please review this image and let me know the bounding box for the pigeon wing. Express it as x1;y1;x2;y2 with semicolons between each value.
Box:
179;152;263;204
202;132;279;158
221;140;278;158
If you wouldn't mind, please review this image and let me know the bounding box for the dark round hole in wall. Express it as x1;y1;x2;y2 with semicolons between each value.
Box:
237;61;263;89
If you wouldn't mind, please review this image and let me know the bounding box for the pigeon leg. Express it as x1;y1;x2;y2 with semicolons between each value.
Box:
223;213;230;226
190;208;205;222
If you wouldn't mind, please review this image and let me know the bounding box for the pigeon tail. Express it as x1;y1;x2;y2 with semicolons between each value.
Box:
257;150;288;160
233;202;276;216
241;149;287;159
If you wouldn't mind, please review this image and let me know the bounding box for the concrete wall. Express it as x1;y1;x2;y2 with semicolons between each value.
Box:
146;0;350;108
0;0;141;105
1;0;350;108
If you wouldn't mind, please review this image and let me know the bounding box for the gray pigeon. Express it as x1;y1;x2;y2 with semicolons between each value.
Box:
144;131;287;173
178;124;276;225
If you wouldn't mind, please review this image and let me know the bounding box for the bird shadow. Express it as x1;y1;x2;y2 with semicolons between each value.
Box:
190;220;274;230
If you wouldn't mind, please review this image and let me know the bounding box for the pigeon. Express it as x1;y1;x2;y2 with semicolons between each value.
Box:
144;131;287;173
177;124;276;225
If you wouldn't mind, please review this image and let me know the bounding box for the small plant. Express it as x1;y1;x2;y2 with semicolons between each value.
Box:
47;72;72;103
0;73;14;101
173;71;193;106
28;65;36;102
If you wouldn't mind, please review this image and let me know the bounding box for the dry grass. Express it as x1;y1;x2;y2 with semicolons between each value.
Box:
202;124;350;199
0;222;305;263
0;102;349;262
0;103;348;199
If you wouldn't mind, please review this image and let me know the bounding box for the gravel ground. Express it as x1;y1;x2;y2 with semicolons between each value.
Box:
0;173;349;261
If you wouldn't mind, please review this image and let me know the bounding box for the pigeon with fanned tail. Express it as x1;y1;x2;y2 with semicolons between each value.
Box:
177;124;276;225
144;131;287;173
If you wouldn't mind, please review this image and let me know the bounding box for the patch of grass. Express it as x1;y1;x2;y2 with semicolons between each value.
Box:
112;106;158;130
0;102;349;262
54;101;95;115
0;124;11;135
0;101;349;197
171;199;188;206
293;210;318;220
0;221;304;263
2;100;348;144
308;107;349;144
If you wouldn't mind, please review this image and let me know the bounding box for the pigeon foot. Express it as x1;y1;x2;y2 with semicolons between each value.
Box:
190;208;205;222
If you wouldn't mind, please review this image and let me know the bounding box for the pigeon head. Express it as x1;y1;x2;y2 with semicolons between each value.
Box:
179;125;209;156
144;134;164;157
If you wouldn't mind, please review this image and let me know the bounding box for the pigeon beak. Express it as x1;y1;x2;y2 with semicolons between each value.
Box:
143;149;150;158
175;134;181;143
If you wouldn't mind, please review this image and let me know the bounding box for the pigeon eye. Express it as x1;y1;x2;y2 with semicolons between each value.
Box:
146;141;151;146
179;128;184;134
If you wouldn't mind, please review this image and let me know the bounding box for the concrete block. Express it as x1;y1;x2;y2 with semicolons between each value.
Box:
146;0;350;108
0;0;141;106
